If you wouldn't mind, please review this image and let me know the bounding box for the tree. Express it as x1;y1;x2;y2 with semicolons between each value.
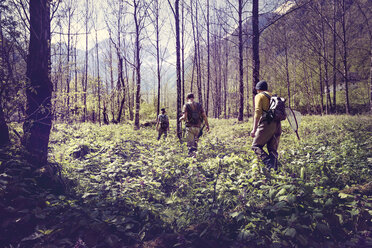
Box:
22;0;53;163
168;0;182;139
252;0;259;108
133;0;147;129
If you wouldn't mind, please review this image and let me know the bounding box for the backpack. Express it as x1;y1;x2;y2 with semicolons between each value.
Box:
159;114;169;129
186;103;202;125
262;92;287;122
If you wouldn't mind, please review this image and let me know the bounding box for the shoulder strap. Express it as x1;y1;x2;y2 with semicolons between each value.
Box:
262;92;271;100
261;92;272;112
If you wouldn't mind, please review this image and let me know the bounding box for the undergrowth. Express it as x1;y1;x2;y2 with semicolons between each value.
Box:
0;115;371;247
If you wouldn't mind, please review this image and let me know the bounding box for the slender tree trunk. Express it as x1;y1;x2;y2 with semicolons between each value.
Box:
95;28;101;125
320;3;331;114
66;11;71;120
341;0;350;114
318;57;324;115
285;45;291;108
155;0;161;117
0;15;9;146
134;0;141;129
0;99;9;146
174;0;182;140
238;0;244;121
224;37;229;119
195;1;203;106
206;0;210;116
74;40;78;109
252;0;259;111
22;0;52;163
83;0;89;122
190;52;196;92
332;0;337;112
181;0;185;106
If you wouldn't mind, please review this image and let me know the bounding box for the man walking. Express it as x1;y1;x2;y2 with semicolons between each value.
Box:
250;81;282;170
156;108;169;140
180;93;209;156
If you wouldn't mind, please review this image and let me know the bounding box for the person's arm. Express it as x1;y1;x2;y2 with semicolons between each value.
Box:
167;115;170;130
156;115;160;131
179;105;187;121
250;116;260;137
250;94;263;137
202;112;210;132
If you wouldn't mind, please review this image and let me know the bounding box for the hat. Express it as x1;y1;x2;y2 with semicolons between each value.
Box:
256;80;268;91
161;108;165;112
186;93;194;99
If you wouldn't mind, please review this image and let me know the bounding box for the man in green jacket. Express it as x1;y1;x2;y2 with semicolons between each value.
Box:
180;93;209;156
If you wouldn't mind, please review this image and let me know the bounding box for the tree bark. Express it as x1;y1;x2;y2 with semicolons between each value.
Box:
252;0;259;110
332;0;337;112
237;0;244;121
134;0;141;129
341;0;350;114
0;100;9;146
175;0;182;139
206;0;210;116
22;0;53;164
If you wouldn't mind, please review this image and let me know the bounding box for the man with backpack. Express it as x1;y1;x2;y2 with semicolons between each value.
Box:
156;108;169;140
179;93;209;156
250;80;286;170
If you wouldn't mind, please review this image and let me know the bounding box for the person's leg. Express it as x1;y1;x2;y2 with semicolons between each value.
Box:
186;127;200;155
164;130;168;140
158;129;164;140
267;122;282;170
252;121;276;167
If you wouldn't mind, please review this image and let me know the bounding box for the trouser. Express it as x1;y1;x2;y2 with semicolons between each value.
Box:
252;120;282;170
185;126;200;155
157;128;168;140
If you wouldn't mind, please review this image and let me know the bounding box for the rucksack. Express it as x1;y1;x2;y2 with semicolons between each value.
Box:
186;103;202;125
262;92;287;122
159;114;169;129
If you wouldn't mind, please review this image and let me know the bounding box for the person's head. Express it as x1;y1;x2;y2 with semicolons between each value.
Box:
186;93;195;102
255;80;268;92
161;108;165;114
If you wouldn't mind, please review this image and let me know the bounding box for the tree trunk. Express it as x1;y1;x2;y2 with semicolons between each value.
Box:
285;45;291;108
0;15;9;146
175;0;182;140
238;0;244;121
22;0;52;164
206;0;210;116
332;0;337;112
224;36;229;119
155;0;161;117
0;100;9;146
66;10;71;120
181;0;185;106
341;0;350;114
95;28;101;125
83;0;89;122
134;0;141;129
252;0;259;110
318;56;324;115
320;2;331;114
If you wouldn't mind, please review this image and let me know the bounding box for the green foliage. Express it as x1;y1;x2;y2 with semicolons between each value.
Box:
1;115;372;247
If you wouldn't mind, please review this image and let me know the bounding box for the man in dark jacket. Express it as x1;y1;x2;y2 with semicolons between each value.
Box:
156;108;169;140
179;93;209;156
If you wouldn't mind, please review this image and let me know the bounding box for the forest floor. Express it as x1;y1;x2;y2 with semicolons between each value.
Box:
0;115;372;248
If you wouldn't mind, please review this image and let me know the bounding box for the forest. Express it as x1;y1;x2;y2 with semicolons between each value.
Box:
0;0;371;247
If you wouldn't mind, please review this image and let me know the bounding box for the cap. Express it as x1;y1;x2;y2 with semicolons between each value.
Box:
256;80;268;91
